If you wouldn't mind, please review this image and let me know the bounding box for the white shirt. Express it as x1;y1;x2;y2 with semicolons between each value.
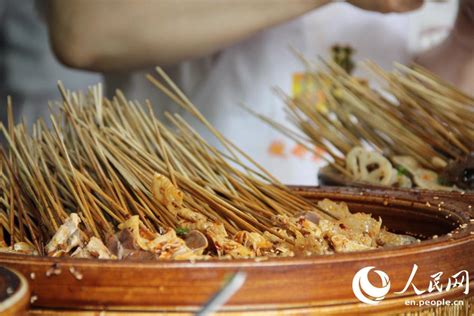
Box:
105;4;419;185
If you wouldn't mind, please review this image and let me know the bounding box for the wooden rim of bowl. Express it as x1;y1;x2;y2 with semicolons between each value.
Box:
0;187;472;314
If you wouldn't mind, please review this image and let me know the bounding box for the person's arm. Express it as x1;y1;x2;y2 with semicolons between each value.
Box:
46;0;423;72
47;0;330;71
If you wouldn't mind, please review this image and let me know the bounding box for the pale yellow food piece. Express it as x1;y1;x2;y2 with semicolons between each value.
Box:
0;241;38;256
234;231;273;255
118;215;155;251
330;234;372;252
392;155;419;175
377;229;418;247
413;168;453;191
317;199;351;219
151;173;183;211
72;237;116;259
45;213;84;257
395;173;413;188
346;147;394;185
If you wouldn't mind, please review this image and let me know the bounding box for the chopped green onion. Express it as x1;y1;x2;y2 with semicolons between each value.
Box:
397;165;410;177
175;227;189;237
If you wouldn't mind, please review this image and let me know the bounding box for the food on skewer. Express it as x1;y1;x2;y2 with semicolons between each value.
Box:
245;58;474;190
1;173;417;259
0;71;419;260
344;147;453;190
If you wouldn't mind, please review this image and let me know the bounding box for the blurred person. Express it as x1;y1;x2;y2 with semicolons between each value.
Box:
0;0;100;138
416;0;474;93
44;0;425;185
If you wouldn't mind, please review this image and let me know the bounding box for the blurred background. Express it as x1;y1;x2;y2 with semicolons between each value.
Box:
0;0;458;122
0;0;100;128
0;1;460;127
0;0;468;185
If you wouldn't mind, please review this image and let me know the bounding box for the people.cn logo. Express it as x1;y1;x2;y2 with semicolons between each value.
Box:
352;266;391;305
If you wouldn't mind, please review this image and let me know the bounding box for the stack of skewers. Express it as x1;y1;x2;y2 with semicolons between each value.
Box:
0;69;417;261
245;55;474;191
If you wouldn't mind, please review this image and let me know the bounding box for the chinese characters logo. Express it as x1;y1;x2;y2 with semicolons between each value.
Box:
352;264;469;305
352;266;391;305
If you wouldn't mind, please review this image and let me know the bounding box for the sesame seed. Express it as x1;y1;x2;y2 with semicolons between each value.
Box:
46;264;61;277
69;267;83;280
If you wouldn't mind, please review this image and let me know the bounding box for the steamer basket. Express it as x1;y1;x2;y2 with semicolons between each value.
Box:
0;187;472;315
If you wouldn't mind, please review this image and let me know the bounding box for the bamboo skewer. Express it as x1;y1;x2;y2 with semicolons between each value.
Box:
1;72;336;253
245;59;473;180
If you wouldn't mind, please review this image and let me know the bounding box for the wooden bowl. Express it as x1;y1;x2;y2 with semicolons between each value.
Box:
0;187;472;315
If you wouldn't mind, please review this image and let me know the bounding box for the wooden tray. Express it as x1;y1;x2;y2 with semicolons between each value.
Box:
0;187;472;315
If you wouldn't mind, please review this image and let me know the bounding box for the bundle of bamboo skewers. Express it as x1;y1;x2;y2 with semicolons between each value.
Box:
244;58;474;190
0;68;422;260
0;68;417;260
0;70;312;252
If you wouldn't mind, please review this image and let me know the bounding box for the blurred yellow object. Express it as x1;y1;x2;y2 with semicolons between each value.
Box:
292;73;328;114
291;72;307;97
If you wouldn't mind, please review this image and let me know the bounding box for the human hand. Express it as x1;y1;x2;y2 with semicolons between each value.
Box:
347;0;424;13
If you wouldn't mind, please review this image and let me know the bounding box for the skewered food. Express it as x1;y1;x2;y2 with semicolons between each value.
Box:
1;175;416;260
0;241;37;256
0;70;418;259
245;58;473;191
345;147;451;190
72;237;115;259
346;147;395;186
45;213;85;257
